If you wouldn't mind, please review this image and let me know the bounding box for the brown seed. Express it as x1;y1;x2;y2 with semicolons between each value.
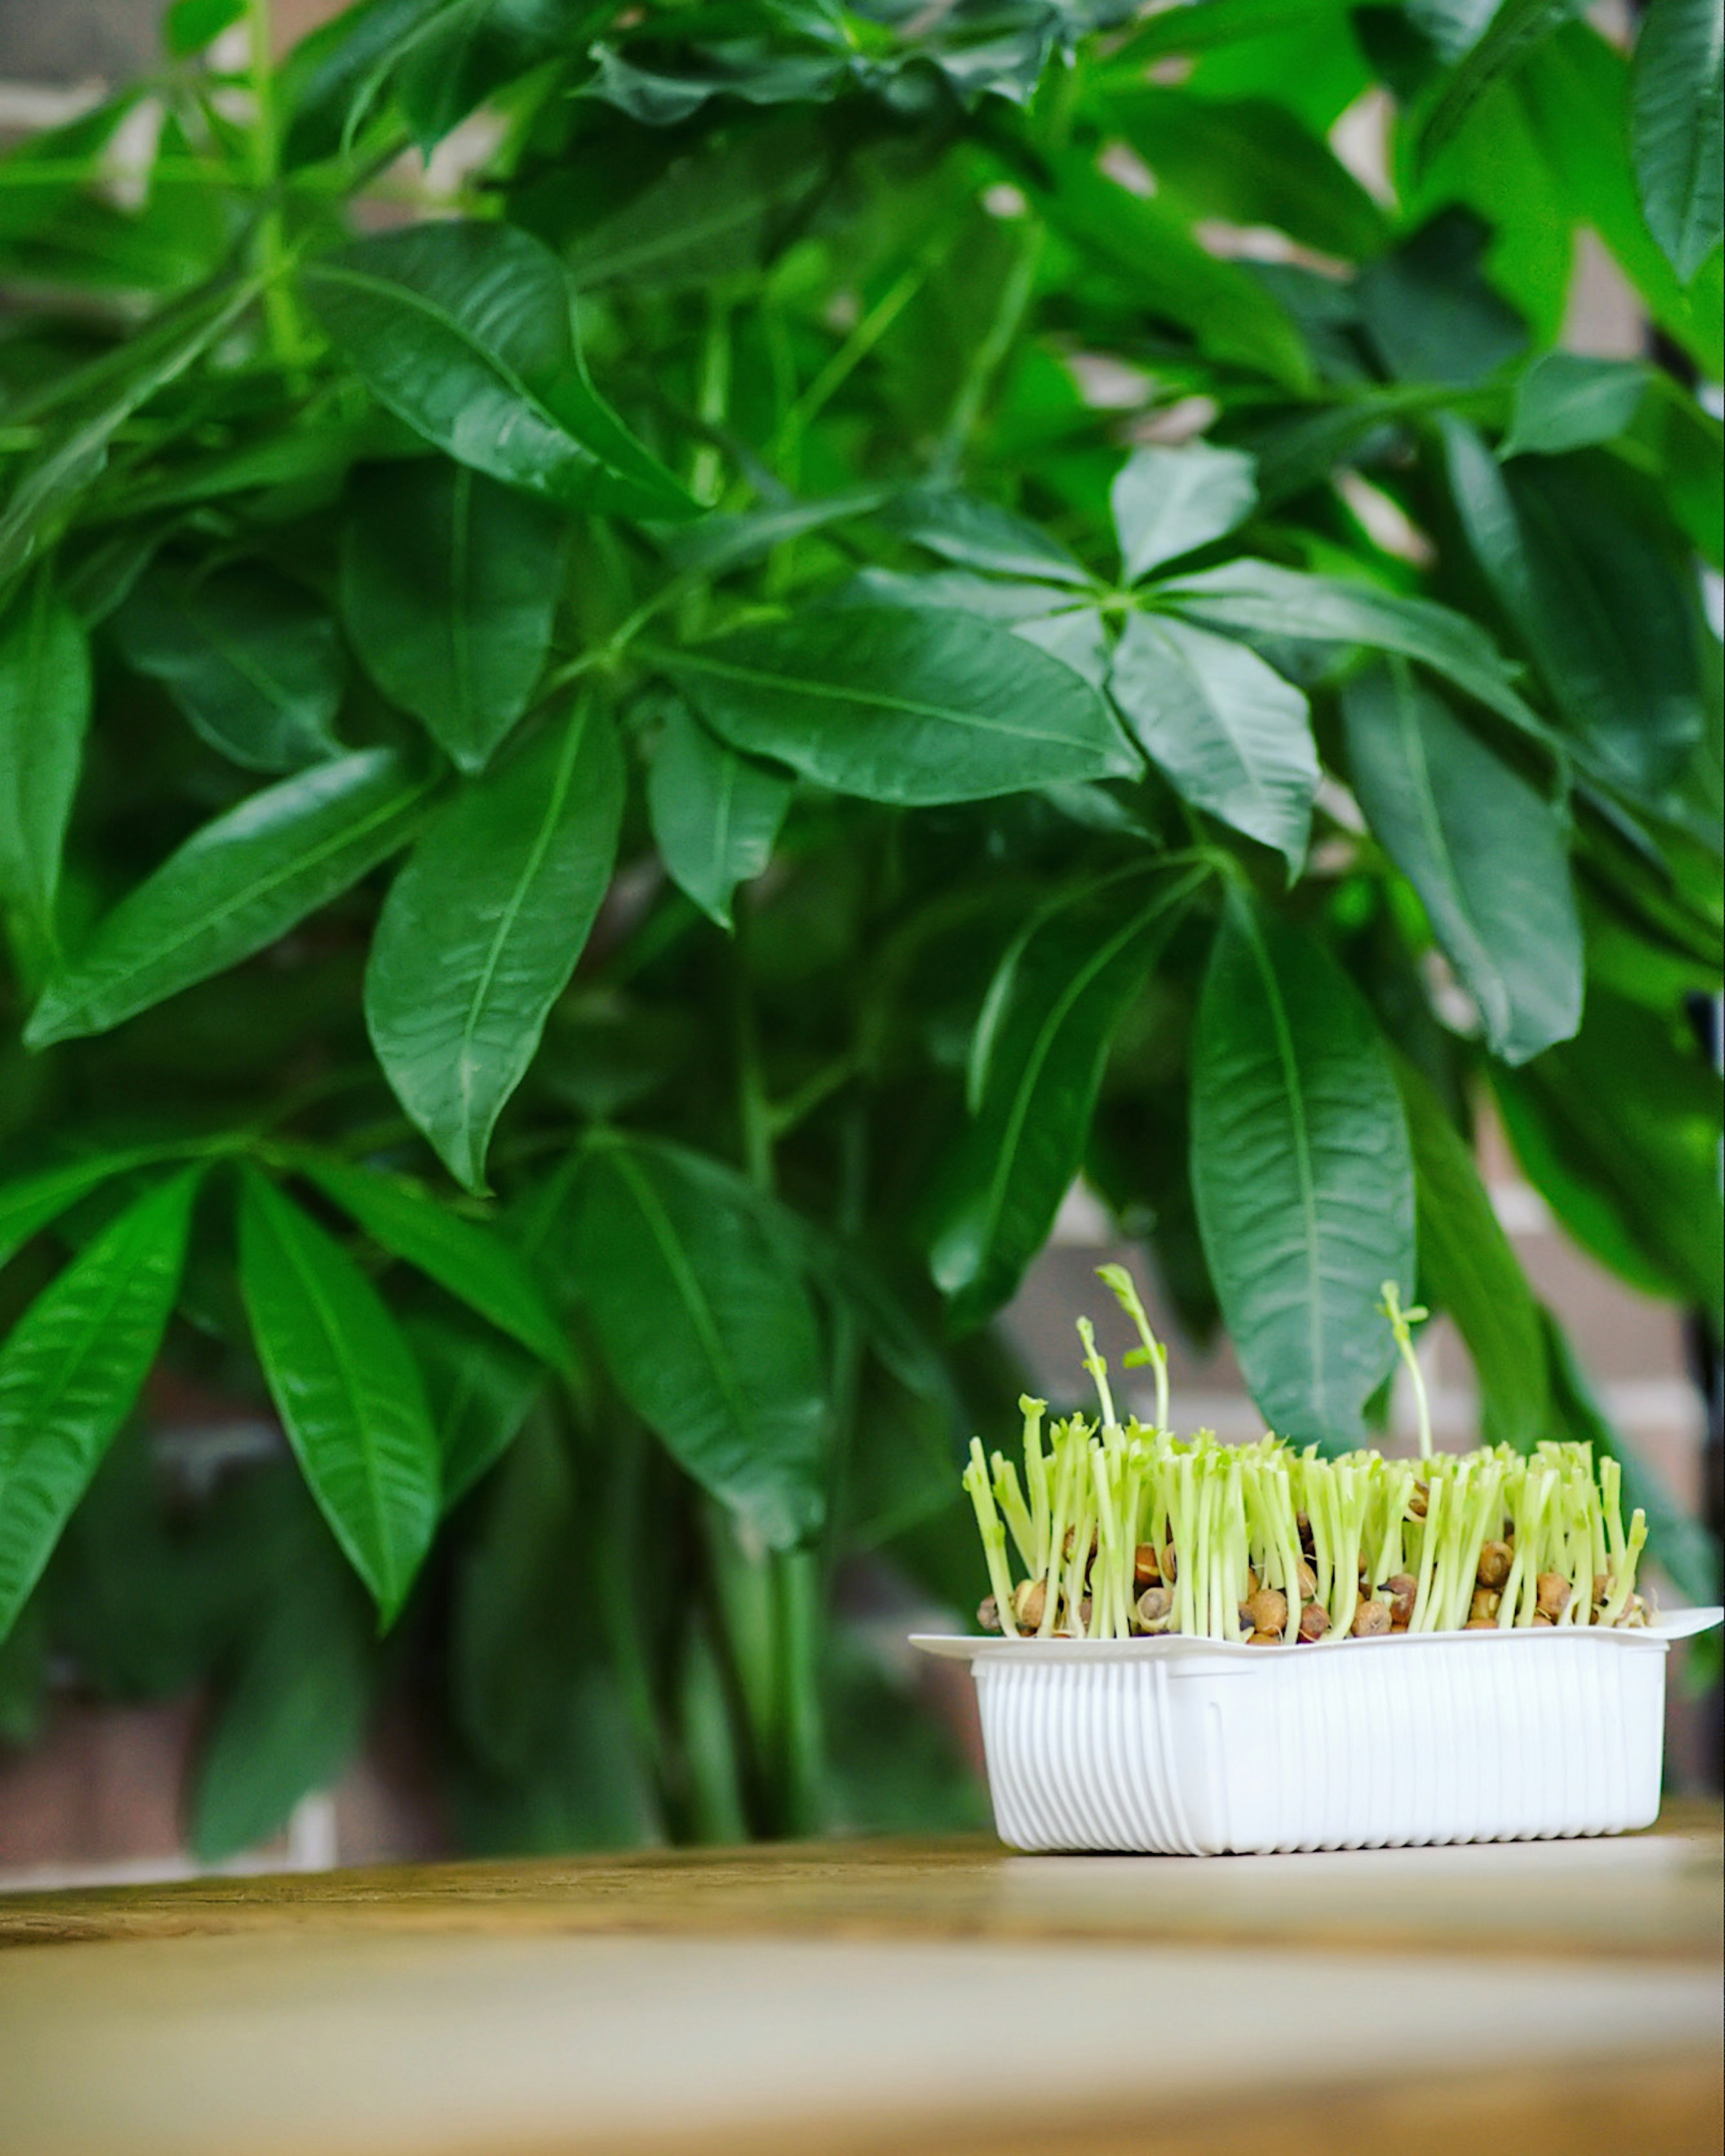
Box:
977;1595;1002;1634
1410;1483;1429;1519
1013;1578;1047;1630
1135;1585;1174;1632
1244;1567;1260;1599
1246;1587;1289;1635
1476;1541;1513;1590
1077;1596;1093;1630
1385;1573;1417;1626
1464;1618;1497;1630
1296;1510;1315;1552
1297;1602;1330;1642
1536;1572;1571;1621
1592;1573;1612;1608
1351;1599;1392;1637
1295;1560;1318;1603
1532;1611;1554;1626
1133;1542;1161;1590
1161;1543;1178;1583
1246;1630;1282;1647
1469;1587;1502;1624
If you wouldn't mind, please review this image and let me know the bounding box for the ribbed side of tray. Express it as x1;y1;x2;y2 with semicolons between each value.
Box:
973;1629;1670;1854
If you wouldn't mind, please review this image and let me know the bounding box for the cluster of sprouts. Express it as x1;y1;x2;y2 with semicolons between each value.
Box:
964;1268;1651;1644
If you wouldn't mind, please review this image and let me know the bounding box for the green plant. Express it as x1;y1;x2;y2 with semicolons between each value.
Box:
0;0;1719;1852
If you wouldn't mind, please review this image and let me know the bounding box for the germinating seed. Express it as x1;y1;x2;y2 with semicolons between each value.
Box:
960;1279;1654;1646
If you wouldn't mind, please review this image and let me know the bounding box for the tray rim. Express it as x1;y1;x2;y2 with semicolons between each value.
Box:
907;1604;1724;1663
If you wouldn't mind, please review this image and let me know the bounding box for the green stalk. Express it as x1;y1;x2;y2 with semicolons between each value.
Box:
1379;1280;1433;1461
245;0;304;371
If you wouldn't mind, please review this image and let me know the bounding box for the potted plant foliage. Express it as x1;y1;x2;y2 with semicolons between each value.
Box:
0;0;1719;1857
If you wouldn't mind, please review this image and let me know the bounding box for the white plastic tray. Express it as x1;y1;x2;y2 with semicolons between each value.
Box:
910;1608;1724;1854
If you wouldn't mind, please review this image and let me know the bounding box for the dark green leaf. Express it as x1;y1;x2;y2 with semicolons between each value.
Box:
365;700;624;1192
1110;612;1316;872
0;1171;198;1641
339;459;565;773
646;702;791;931
280;0;445;167
1111;443;1258;584
881;488;1092;586
1353;208;1529;383
1190;892;1415;1448
664;490;889;579
165;0;246;59
655;605;1137;806
1519;25;1722;378
1415;0;1587;170
298;1155;571;1371
190;1516;376;1863
1037;150;1313;389
301;222;698;519
1539;1306;1719;1608
566;1138;827;1548
26;748;431;1047
1392;1055;1546;1449
1156;557;1544;737
1343;659;1581;1064
1099;86;1391;260
1494;990;1723;1323
564;120;832;292
408;1312;543;1510
1441;419;1705;793
1630;0;1725;284
0;276;260;586
1502;352;1647;458
929;872;1194;1320
0;581;89;977
395;0;571;151
238;1169;440;1623
112;562;345;773
0;1145;187;1272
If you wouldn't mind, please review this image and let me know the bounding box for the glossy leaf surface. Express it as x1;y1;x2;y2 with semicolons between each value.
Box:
1501;352;1646;457
26;748;430;1047
567;1140;826;1549
299;1156;571;1372
238;1170;440;1624
1110;443;1258;583
1157;559;1541;734
301;222;696;518
365;702;624;1191
339;459;565;773
1190;894;1414;1449
113;562;345;773
0;583;89;975
657;605;1137;805
646;703;791;931
1343;660;1581;1064
930;873;1193;1321
0;1171;198;1640
1393;1056;1546;1449
1110;612;1316;873
1630;0;1725;283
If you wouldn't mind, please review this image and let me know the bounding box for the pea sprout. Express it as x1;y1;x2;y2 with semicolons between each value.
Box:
968;1277;1655;1644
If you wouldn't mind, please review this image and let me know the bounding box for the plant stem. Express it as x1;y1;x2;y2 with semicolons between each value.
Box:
935;215;1044;478
245;0;305;372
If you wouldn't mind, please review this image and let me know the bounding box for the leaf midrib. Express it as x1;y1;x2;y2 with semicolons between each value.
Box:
664;640;1113;757
606;1146;761;1459
1233;903;1328;1418
455;709;590;1163
35;760;425;1038
250;1184;401;1607
306;259;595;474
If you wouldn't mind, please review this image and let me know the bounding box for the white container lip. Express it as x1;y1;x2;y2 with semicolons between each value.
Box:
909;1604;1723;1664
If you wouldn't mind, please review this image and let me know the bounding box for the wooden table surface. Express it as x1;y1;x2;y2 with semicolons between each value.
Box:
2;1808;1721;2156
